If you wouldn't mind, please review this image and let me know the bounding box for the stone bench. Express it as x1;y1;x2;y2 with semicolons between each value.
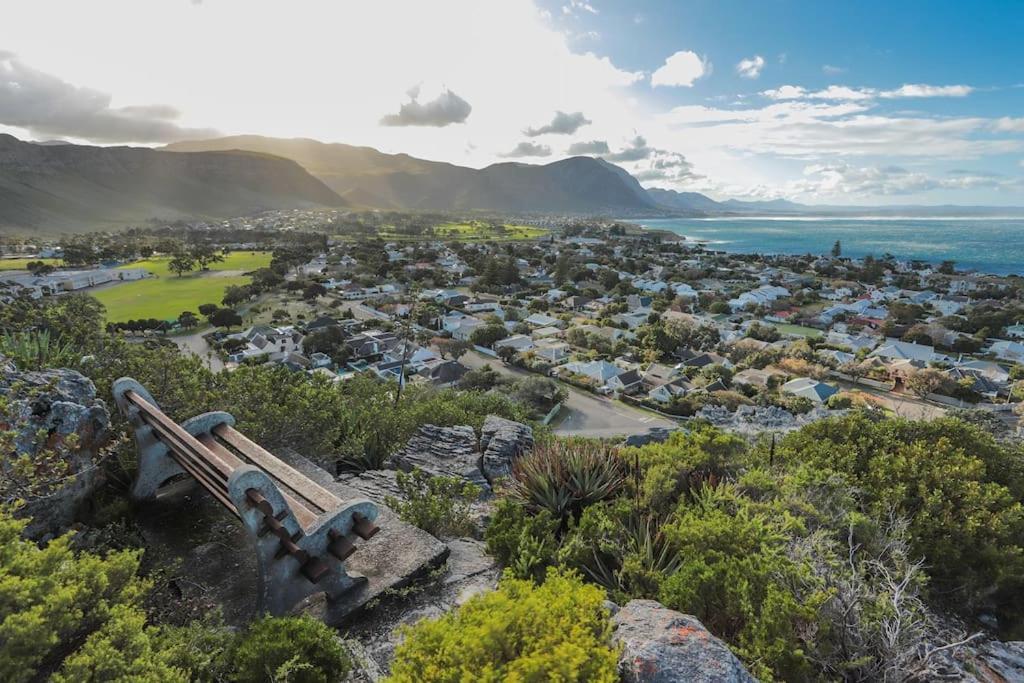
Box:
113;377;380;618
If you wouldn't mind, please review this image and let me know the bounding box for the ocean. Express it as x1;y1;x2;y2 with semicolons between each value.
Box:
637;217;1024;276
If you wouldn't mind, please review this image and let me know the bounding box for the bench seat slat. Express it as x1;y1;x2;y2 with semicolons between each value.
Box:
213;424;342;514
146;424;237;514
196;433;320;531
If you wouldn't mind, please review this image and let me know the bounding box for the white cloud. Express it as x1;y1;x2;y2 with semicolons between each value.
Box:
880;83;973;98
822;64;846;75
524;110;591;136
563;0;597;15
501;141;551;157
380;88;472;127
763;83;974;101
0;51;217;143
566;139;609;154
735;55;765;79
651;50;709;87
790;163;1023;198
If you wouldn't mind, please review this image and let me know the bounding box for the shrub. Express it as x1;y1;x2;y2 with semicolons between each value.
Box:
484;498;560;581
387;569;618;682
509;438;624;522
0;506;149;682
231;615;351;683
385;468;480;538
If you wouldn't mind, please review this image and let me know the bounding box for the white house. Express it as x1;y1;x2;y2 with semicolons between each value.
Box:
989;340;1024;363
869;339;949;363
493;334;535;353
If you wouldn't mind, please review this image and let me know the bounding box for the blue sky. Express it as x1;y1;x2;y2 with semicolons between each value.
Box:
540;0;1024;204
1;0;1023;205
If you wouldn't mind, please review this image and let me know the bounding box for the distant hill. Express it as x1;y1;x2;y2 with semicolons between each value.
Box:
647;188;810;214
0;134;344;233
166;135;658;214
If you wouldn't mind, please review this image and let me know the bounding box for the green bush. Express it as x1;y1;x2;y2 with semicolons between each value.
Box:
0;506;149;682
484;498;560;581
385;468;480;537
387;569;618;682
231;615;351;683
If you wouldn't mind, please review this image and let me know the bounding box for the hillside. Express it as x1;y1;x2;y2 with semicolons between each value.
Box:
166;135;658;214
0;134;344;233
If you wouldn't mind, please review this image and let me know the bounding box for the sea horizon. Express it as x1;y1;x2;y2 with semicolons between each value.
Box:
637;216;1024;277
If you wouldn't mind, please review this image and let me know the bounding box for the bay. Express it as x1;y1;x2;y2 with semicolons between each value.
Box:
638;217;1024;276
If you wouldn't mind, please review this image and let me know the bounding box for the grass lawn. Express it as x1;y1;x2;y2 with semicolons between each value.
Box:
771;323;824;339
433;221;548;240
0;257;63;271
94;251;271;322
338;220;549;242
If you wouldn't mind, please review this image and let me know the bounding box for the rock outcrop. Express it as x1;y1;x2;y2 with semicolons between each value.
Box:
612;600;756;683
389;424;489;490
388;418;534;493
0;356;110;539
479;415;534;484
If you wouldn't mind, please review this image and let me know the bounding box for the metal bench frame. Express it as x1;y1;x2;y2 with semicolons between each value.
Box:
113;377;380;618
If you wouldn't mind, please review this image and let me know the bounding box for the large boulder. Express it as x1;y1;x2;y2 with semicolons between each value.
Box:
612;600;756;683
479;415;533;484
388;424;488;490
1;357;110;538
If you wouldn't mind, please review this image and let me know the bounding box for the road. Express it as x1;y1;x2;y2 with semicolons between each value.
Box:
833;378;948;420
171;329;224;372
460;351;678;438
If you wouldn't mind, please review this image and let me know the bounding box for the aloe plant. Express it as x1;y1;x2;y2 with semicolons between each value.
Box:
0;329;76;371
509;439;624;521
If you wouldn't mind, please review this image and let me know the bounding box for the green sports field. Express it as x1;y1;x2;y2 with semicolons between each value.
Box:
0;258;63;271
92;251;272;322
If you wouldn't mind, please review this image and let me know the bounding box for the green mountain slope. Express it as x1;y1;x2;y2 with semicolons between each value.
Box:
0;134;345;233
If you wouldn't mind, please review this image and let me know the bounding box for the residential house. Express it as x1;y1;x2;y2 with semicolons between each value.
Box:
782;378;839;404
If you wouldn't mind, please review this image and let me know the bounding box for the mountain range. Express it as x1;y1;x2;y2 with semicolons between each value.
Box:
0;134;342;233
165;136;657;214
2;132;1022;233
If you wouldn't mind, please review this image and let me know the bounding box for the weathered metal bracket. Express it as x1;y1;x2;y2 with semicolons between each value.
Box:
227;465;379;616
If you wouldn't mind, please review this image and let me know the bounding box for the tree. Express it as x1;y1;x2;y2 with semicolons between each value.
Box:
938;260;956;275
907;368;949;398
177;311;199;329
168;252;196;278
831;240;842;258
208;308;243;330
303;282;327;300
26;260;55;276
435;337;470;360
221;284;251;307
198;303;218;317
190;243;225;271
470;324;509;348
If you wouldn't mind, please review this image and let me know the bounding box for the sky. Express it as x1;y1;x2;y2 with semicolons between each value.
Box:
1;0;1023;205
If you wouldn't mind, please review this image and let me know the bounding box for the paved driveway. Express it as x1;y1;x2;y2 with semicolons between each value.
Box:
460;352;678;438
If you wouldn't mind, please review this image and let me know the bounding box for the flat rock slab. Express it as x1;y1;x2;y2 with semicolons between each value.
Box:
136;449;448;627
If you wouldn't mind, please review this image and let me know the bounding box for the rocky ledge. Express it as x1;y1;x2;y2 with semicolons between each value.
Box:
1;356;109;539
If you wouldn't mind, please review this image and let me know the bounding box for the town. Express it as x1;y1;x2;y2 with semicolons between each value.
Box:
3;210;1022;440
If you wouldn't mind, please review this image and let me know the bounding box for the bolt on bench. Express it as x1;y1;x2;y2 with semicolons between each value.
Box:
113;377;380;618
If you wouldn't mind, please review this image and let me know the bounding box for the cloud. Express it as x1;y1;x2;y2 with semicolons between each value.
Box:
604;135;653;161
566;139;609;154
0;52;217;143
822;64;846;75
524;110;591;136
562;0;597;15
632;150;698;183
880;83;973;98
651;50;709;87
791;162;1023;197
500;141;552;157
735;55;765;79
661;100;1018;160
763;83;974;101
379;87;472;127
993;117;1024;132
